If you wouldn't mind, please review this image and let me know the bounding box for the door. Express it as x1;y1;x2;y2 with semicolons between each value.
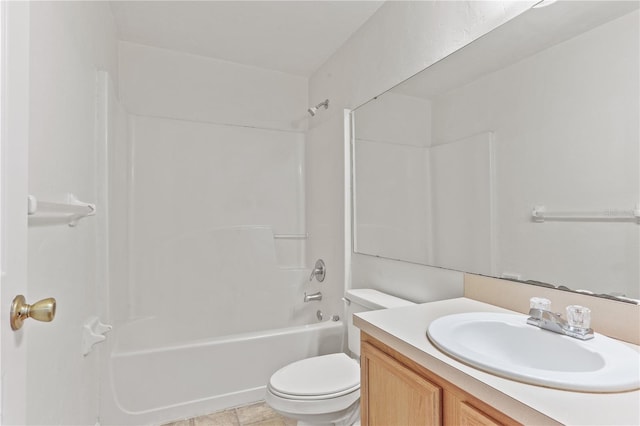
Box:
361;342;442;426
0;1;30;424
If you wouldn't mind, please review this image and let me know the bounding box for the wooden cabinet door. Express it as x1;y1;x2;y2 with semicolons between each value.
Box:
361;342;442;426
457;401;503;426
444;391;507;426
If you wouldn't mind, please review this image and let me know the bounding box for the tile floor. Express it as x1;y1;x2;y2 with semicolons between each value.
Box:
163;401;296;426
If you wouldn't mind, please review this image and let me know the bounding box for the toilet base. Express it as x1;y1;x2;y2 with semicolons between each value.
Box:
265;391;360;426
280;402;359;426
295;405;358;426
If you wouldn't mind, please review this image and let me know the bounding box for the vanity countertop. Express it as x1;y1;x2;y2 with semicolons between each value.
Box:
354;297;640;426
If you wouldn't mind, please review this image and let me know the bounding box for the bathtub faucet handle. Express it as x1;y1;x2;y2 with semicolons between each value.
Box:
309;259;326;282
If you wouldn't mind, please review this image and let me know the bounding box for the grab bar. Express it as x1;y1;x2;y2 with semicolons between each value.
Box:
532;205;640;223
273;233;308;239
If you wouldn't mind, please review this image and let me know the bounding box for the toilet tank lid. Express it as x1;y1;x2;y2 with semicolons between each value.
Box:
344;289;414;310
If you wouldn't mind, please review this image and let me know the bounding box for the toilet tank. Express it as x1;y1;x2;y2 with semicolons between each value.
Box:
344;289;414;357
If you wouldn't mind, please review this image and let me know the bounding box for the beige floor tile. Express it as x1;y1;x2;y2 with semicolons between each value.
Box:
243;415;292;426
274;414;297;426
243;419;284;426
162;401;296;426
235;402;279;425
193;409;240;426
162;419;194;426
281;415;297;426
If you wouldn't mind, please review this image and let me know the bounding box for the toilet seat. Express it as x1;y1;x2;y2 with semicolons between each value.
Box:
268;353;360;400
266;386;360;417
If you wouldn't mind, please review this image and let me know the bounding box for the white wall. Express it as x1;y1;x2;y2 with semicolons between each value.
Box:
119;42;308;132
310;1;536;118
27;1;118;424
117;42;315;329
307;1;535;302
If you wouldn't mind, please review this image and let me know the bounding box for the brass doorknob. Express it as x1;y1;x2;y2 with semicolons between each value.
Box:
10;295;56;331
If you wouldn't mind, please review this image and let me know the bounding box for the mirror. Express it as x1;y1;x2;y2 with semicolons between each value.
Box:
352;1;640;299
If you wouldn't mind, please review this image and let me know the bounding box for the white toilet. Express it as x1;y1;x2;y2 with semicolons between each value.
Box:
265;289;414;426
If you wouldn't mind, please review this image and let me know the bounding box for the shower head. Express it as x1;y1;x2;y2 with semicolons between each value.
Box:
307;99;329;117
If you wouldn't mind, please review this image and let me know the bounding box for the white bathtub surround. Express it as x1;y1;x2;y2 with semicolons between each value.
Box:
354;93;432;265
101;38;328;424
105;320;342;425
128;116;307;324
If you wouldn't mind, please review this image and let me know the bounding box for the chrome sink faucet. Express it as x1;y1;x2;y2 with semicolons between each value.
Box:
526;297;594;340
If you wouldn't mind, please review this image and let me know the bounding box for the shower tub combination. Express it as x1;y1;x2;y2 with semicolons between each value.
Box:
105;317;343;425
98;71;340;424
101;226;343;425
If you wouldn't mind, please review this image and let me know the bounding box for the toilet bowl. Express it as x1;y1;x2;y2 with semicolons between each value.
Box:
266;353;360;426
265;289;414;425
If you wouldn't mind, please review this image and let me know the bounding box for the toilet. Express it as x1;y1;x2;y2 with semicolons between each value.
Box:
265;289;414;426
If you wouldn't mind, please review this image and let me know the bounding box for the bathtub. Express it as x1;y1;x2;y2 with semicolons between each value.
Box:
101;318;344;425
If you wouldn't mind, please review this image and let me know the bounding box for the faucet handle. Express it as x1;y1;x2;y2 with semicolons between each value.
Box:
566;305;591;330
530;297;551;311
309;259;326;282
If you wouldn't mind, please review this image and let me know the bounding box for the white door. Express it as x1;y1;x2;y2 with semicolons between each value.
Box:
0;2;30;424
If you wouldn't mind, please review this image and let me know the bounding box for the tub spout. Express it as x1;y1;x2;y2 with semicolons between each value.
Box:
304;291;323;302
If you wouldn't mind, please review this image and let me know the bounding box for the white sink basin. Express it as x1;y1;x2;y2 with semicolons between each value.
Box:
427;312;640;392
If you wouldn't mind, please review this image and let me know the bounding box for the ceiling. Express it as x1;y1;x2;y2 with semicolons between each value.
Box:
110;1;385;77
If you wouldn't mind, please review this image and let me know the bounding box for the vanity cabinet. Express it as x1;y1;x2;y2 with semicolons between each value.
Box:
360;333;520;426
